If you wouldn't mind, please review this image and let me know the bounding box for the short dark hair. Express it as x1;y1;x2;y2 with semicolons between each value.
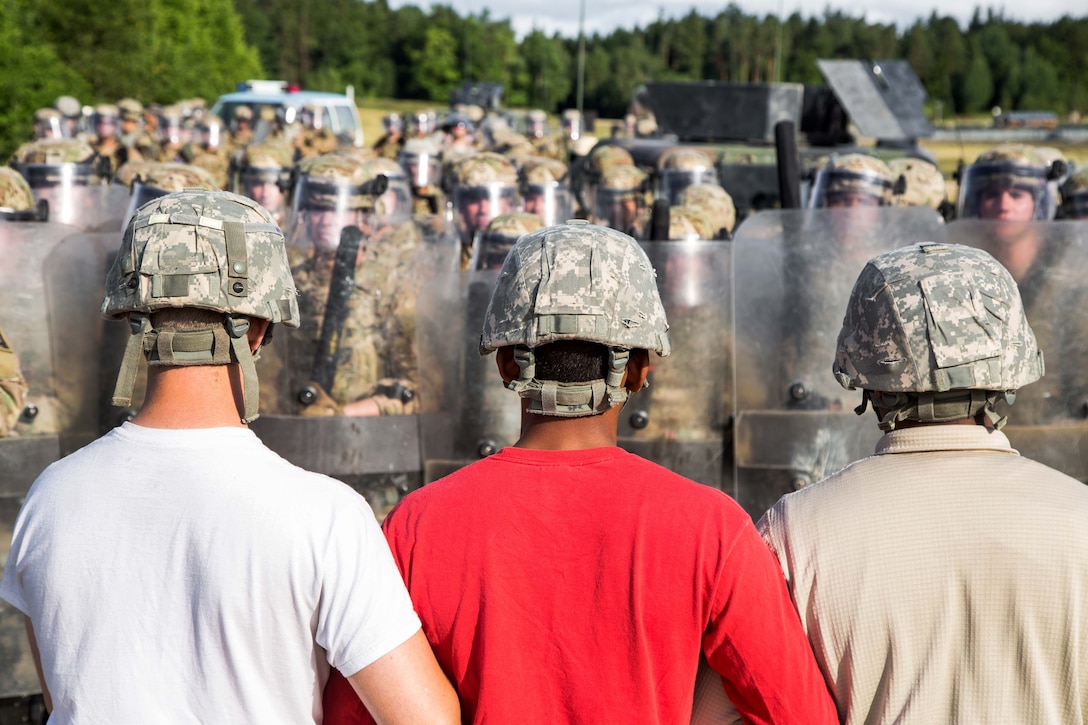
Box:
532;341;609;384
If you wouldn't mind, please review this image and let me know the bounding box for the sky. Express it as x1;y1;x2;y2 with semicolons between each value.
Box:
393;0;1084;38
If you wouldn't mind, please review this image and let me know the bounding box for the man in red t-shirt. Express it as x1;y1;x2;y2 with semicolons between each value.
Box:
324;221;836;724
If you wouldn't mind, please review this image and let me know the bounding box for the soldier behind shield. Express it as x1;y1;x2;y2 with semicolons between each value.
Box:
758;242;1088;723
282;154;421;417
0;326;27;438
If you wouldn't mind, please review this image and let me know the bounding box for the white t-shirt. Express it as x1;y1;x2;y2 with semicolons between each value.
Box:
0;422;421;724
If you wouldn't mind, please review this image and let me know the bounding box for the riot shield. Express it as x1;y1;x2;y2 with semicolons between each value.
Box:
944;219;1088;482
252;218;459;518
618;240;732;489
416;269;522;483
0;223;111;705
732;208;947;517
39;184;130;233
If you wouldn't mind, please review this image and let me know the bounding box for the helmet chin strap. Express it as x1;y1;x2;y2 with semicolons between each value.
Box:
856;389;1010;432
506;345;633;418
112;313;262;423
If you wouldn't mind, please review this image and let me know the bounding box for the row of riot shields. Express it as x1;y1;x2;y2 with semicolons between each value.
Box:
2;202;1086;711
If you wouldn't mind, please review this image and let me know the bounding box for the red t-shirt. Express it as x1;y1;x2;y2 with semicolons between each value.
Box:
324;446;834;724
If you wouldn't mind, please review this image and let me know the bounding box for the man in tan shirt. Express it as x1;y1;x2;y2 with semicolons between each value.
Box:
758;242;1088;724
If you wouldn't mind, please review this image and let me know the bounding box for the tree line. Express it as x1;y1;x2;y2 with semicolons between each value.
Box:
2;0;1087;159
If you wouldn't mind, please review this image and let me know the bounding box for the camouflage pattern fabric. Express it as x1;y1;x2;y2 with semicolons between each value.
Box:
0;168;35;211
0;325;27;437
294;127;339;160
130;162;219;193
289;223;422;415
585;145;635;179
15;138;96;165
663;206;713;240
1061;168;1088;218
183;146;231;189
456;152;518;185
481;221;670;356
834;242;1043;395
811;153;899;207
679;183;736;236
103;190;300;326
480;221;671;416
661;147;714;171
888;157;948;210
521;156;568;185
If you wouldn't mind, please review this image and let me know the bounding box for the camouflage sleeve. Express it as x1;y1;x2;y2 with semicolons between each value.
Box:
0;327;27;436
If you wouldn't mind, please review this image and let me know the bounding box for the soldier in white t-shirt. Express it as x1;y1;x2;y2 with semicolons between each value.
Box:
0;190;458;723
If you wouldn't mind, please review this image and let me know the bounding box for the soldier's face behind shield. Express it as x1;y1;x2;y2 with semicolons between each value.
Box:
456;186;516;242
302;206;368;254
977;186;1037;222
246;180;285;224
826;190;882;208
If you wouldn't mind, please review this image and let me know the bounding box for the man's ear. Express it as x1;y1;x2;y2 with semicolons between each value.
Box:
625;349;650;392
247;319;271;354
496;346;520;384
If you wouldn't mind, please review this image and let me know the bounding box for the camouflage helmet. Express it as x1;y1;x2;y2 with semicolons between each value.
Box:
241;140;293;171
810;153;901;208
1059;167;1088;219
660;147;718;204
114;160;160;189
120;162;222;244
0;167;36;212
34;108;64;138
958;144;1064;221
598;163;647;193
678;183;736;237
102;190;300;422
357;156;412;223
474;212;547;270
16;137;95;165
233;105;254;122
585;145;634;180
54;96;81;119
94;104;120;125
661;147;714;171
888;157;947;210
117;98;143;122
480;221;671;417
13;138;98;189
520;156;568;185
455;152;518;186
664;206;713;240
294;153;384;210
834;242;1043;431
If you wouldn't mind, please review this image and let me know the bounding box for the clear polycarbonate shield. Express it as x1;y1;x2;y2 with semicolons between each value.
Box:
660;166;718;205
27;174;129;233
416;269;521;483
399;149;441;190
452;183;519;248
251;219;459;519
617;239;733;489
522;182;574;226
235;167;292;228
591;188;642;235
808;167;894;209
943;219;1088;483
377;173;414;226
731;207;947;518
284;178;376;257
470;230;518;272
958;161;1057;221
0;223;112;700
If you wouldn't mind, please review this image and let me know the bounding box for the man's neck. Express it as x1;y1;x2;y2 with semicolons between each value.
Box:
133;365;247;429
514;403;621;451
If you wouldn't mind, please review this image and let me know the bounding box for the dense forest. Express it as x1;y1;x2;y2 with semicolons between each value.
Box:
2;0;1087;157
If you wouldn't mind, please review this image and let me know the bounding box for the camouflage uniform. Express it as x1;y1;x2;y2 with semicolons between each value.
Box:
0;325;26;437
232;140;294;226
91;104;126;175
181;116;231;189
400;139;445;216
372;114;405;160
283;155;422;416
118;98;156;164
229;105;255;150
